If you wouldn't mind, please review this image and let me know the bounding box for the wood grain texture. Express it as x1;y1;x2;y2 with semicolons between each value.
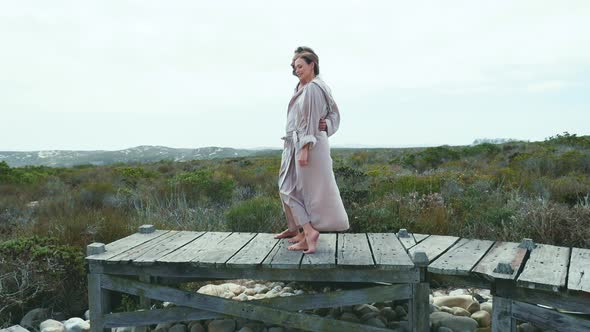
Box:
473;241;527;280
338;233;374;267
396;232;416;250
107;231;179;263
428;238;494;276
157;232;231;263
86;230;170;261
262;238;303;269
367;233;414;270
568;247;590;293
517;244;569;292
300;233;337;269
190;232;256;266
133;231;205;264
226;233;279;268
408;235;459;263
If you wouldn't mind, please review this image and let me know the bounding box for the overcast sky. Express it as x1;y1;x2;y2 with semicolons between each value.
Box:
1;1;589;151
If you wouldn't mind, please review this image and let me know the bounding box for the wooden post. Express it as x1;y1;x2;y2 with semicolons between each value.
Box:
139;275;152;309
88;273;111;332
492;296;516;332
410;251;430;332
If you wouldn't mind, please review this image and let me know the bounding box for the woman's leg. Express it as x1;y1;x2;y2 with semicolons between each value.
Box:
275;199;299;239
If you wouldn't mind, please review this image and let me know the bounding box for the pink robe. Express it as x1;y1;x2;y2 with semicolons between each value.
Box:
278;78;349;232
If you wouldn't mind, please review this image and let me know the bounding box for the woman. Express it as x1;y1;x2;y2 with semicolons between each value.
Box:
276;47;349;254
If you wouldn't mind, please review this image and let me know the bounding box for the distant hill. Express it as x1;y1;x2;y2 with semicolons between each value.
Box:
0;146;279;167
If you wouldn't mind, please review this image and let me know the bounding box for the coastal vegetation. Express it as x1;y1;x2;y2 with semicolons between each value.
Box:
1;132;589;325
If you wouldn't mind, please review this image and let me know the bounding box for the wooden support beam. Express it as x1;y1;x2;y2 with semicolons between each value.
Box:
492;296;516;332
100;275;396;332
88;274;111;332
104;307;222;328
511;301;590;331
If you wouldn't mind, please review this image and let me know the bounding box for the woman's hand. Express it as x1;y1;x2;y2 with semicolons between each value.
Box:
319;119;327;132
298;146;309;167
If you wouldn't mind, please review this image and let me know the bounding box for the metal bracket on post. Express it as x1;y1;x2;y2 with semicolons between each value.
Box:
518;238;536;251
139;224;155;234
398;228;410;238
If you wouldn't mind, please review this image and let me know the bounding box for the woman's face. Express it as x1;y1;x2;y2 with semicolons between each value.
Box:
293;57;315;82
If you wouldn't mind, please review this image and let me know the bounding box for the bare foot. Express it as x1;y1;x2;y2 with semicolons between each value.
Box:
303;229;320;254
274;229;297;239
288;239;308;251
288;231;305;243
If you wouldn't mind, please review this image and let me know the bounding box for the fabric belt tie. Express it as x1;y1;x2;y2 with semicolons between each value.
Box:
281;131;299;142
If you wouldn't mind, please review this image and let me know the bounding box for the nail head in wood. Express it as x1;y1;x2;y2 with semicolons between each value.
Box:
493;262;514;274
139;225;155;234
412;251;429;266
398;229;410;238
518;238;536;250
86;243;106;256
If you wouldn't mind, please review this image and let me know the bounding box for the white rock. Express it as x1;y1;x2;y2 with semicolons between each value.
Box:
449;289;470;296
439;316;479;332
471;310;491;327
244;288;257;296
84;310;90;321
433;295;475;310
480;302;493;315
64;318;89;332
452;307;471;317
39;320;65;332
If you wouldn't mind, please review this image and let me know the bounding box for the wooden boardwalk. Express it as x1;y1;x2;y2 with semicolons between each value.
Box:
86;226;590;332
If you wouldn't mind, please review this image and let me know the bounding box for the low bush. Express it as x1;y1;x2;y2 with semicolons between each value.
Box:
0;237;87;325
225;196;283;233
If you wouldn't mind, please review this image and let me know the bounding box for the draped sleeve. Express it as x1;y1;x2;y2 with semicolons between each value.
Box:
296;83;324;151
324;100;340;137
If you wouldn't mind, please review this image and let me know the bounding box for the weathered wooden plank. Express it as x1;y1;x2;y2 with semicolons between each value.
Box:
396;232;416;250
104;284;412;328
262;238;303;269
568;247;590;293
88;273;111;332
428;238;495;276
338;233;374;267
133;231;205;264
191;232;256;266
413;233;430;243
107;231;180;263
492;296;517;332
300;233;337;269
102;276;393;332
495;284;590;313
93;261;420;283
104;307;221;327
409;282;430;332
473;241;527;280
517;244;570;292
226;233;279;268
367;233;414;270
408;235;459;263
512;301;590;331
158;232;231;263
86;230;170;261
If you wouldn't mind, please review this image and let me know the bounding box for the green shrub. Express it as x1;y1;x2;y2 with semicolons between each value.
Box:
225;196;283;232
549;176;590;205
0;237;87;325
172;169;235;204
